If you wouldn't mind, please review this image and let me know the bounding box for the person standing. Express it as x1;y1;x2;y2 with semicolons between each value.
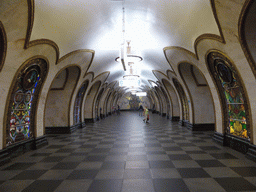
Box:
138;105;144;116
143;106;149;123
117;105;120;115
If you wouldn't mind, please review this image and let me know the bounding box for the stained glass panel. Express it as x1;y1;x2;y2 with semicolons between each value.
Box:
214;59;249;140
7;60;47;146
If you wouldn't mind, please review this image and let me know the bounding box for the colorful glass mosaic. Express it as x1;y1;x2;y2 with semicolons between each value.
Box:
214;59;248;139
7;60;47;146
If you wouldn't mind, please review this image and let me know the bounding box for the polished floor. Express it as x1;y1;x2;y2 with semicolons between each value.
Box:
1;112;256;192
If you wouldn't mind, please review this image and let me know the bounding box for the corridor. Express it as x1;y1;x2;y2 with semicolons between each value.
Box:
1;112;256;192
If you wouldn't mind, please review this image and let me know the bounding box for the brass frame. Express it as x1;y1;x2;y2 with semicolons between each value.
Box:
3;56;49;147
205;49;253;142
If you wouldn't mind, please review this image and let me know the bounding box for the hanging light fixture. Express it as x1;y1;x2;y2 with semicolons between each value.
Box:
115;2;142;71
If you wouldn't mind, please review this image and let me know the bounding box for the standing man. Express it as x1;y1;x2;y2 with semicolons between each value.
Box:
138;105;144;116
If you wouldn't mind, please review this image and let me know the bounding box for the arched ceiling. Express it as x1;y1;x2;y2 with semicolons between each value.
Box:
31;0;219;89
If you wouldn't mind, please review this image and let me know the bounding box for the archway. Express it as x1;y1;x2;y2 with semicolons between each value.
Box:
5;58;48;149
207;51;251;153
172;78;189;126
178;63;215;131
73;80;89;128
95;88;104;120
162;79;180;121
83;81;101;122
45;66;80;134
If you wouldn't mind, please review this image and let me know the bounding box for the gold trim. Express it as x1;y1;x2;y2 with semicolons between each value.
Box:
164;46;197;59
152;70;169;80
24;0;34;49
205;49;253;142
209;0;226;44
194;33;224;59
50;68;69;90
0;21;7;72
190;65;207;87
94;88;105;117
163;0;226;65
162;79;177;118
155;86;165;114
238;0;256;79
166;69;176;79
178;63;194;123
3;56;49;147
58;49;95;64
28;39;59;64
74;80;89;124
25;0;95;68
83;72;94;82
172;78;190;121
91;81;102;119
92;71;110;83
68;66;81;127
43;64;81;132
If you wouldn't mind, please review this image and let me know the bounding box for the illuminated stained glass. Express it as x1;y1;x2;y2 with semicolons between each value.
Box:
208;53;250;140
6;60;47;146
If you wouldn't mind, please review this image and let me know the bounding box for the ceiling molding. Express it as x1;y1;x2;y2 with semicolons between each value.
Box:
58;49;95;65
209;0;226;44
83;72;94;81
152;70;169;81
92;71;110;83
194;33;224;59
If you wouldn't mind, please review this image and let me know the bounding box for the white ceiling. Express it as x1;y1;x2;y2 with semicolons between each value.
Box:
31;0;219;88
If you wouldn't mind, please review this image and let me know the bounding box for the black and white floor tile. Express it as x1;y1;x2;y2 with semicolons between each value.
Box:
1;112;256;192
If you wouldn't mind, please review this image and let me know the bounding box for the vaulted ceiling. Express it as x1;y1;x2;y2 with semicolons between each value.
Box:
30;0;220;89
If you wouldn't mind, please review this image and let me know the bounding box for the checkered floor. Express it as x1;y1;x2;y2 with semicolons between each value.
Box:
1;112;256;192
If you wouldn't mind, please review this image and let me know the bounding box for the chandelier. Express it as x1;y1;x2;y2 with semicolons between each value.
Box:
115;5;143;71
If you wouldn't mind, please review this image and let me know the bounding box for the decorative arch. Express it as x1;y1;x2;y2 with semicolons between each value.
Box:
206;51;251;145
4;57;48;147
162;79;180;121
73;80;89;127
84;81;101;122
95;88;105;120
178;62;215;130
45;65;81;134
172;78;189;125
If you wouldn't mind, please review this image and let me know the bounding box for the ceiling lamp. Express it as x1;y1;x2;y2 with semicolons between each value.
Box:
136;92;147;96
115;4;142;71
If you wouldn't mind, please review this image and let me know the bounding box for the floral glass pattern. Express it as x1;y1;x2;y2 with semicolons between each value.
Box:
7;59;47;146
214;59;248;139
207;52;250;140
